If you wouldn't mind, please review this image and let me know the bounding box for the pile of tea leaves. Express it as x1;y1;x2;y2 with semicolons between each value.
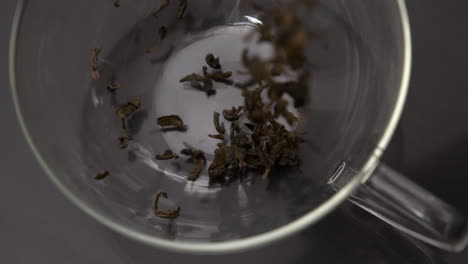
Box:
93;0;315;219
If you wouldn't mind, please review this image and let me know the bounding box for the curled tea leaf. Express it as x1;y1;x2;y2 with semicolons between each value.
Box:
222;106;244;121
157;115;184;128
180;149;193;156
181;149;205;181
95;170;110;180
180;73;215;95
118;134;133;149
205;53;221;69
91;47;102;81
152;191;181;219
156;149;179;160
274;99;298;125
117;99;141;119
208;145;227;180
213;112;225;134
189;159;204;181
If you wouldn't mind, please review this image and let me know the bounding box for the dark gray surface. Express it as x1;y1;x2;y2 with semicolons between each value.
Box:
1;0;467;263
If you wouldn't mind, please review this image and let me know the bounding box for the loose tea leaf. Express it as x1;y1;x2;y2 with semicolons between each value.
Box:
118;134;133;149
208;134;225;140
152;0;171;16
117;99;141;119
159;26;167;41
274;99;298;125
91;47;102;81
113;0;120;7
177;0;188;19
180;148;193;156
202;66;233;84
205;53;221;69
181;149;205;181
108;82;121;92
180;73;215;95
95;170;110;180
213;112;225;134
208;144;228;180
222;106;244;121
156;149;180;160
157;115;184;128
152;191;181;219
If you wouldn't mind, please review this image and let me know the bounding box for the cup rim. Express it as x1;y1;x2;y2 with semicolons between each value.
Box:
8;0;412;254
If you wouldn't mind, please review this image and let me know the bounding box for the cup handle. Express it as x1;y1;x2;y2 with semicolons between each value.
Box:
332;162;468;252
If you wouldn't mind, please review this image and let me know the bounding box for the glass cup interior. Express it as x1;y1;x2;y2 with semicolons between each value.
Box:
11;0;408;251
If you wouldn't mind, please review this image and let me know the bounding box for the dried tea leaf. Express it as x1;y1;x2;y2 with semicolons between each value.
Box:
152;0;171;16
157;115;184;127
236;49;274;88
213;112;225;134
205;54;221;70
188;159;204;181
208;145;227;180
156;149;179;160
208;134;225;140
117;99;141;119
181;149;205;181
152;191;181;219
274;99;298;125
205;53;221;69
118;134;133;149
180;149;193;156
202;66;233;84
180;73;215;95
108;82;121;92
113;0;120;7
91;47;102;81
222;106;244;121
177;0;187;19
95;170;110;180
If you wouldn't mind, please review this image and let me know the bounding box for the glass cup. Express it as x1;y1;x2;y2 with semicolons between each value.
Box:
9;0;468;253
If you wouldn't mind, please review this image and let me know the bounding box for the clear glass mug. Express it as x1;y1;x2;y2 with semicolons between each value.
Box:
9;0;468;254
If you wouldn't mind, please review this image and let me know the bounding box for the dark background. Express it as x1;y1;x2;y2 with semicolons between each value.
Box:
1;0;467;263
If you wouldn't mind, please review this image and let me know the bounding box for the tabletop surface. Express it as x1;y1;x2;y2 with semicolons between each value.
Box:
1;1;468;263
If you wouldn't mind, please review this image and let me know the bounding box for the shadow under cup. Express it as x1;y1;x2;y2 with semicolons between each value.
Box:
11;0;408;252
